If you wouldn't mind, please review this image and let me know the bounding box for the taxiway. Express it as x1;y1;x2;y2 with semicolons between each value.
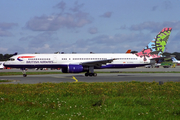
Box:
1;67;180;84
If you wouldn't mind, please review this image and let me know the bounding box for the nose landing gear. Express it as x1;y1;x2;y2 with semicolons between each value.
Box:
23;74;27;77
21;68;27;77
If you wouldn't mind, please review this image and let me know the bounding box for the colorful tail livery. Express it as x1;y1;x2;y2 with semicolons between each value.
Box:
136;28;172;61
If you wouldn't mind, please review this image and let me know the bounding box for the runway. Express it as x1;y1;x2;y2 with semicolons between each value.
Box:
1;71;180;84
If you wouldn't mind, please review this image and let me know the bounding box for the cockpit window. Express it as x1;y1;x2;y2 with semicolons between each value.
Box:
8;58;15;61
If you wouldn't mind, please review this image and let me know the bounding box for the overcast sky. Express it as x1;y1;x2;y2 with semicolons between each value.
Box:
1;0;180;54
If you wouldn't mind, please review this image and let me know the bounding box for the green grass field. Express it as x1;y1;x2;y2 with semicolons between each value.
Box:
0;82;180;119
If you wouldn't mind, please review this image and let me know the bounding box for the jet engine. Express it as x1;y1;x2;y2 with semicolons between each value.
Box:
61;65;88;73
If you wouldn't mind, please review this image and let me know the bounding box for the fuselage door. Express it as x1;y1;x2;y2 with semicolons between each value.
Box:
53;55;57;63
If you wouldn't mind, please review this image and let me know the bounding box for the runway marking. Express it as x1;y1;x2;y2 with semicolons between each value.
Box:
72;76;78;82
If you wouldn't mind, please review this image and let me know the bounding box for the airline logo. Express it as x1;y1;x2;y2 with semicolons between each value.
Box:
17;56;35;61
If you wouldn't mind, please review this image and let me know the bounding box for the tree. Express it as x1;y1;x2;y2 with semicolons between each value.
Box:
0;54;13;61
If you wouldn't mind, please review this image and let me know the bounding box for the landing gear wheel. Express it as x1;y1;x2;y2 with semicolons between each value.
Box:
85;73;89;77
23;74;27;77
89;73;93;77
84;73;97;77
93;73;97;76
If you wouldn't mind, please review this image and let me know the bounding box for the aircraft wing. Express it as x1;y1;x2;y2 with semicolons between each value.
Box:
80;58;115;67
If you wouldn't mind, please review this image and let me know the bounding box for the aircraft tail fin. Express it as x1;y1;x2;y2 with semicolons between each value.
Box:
126;49;131;53
136;28;172;61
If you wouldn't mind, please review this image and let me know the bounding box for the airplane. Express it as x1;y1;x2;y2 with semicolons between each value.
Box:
171;57;180;63
4;28;172;77
0;62;5;69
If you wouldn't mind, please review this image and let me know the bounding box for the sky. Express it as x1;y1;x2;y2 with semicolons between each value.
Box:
1;0;180;54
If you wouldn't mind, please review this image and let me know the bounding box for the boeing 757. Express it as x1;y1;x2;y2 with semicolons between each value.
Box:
4;28;172;77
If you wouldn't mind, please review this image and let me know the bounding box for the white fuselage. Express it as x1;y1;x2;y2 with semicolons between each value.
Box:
4;53;153;69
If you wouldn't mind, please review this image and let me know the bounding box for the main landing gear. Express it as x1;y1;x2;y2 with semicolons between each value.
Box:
84;66;97;77
85;72;97;77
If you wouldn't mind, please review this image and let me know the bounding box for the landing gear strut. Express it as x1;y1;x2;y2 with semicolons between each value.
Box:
85;66;97;77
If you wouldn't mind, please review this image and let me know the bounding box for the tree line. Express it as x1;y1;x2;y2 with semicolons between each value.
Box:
0;54;14;61
1;52;180;61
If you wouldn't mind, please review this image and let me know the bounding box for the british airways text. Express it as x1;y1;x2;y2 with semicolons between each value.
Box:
26;61;54;64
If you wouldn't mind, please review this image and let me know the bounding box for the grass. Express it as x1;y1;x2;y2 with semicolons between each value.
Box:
0;80;11;82
0;82;180;119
